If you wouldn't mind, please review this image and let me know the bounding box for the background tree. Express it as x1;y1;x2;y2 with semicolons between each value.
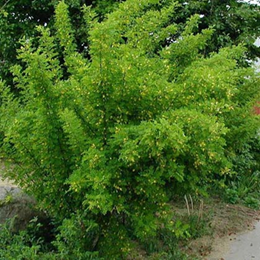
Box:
0;0;120;88
174;0;260;61
1;0;259;88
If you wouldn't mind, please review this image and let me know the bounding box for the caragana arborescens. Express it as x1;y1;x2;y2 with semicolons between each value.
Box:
0;0;259;257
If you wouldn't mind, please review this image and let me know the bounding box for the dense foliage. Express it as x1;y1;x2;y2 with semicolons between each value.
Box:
175;0;260;59
0;0;259;258
1;0;259;87
0;0;121;87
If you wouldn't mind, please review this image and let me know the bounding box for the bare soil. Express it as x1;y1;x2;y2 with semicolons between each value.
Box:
177;198;260;259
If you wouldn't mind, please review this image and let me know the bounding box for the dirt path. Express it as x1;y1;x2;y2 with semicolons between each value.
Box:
206;219;260;260
0;162;19;200
0;178;18;200
222;221;260;260
181;199;260;259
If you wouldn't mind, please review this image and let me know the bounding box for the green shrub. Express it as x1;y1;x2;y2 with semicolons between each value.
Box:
0;218;56;260
0;0;259;257
224;134;260;208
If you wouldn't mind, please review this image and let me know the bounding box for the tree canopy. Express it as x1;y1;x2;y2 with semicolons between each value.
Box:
1;0;259;87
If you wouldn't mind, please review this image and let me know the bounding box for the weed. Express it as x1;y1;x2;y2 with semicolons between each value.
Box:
244;196;260;209
183;195;210;239
224;171;260;209
0;192;13;206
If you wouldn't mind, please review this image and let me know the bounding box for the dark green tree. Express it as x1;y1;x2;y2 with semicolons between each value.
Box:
1;0;260;88
0;0;120;87
174;0;260;60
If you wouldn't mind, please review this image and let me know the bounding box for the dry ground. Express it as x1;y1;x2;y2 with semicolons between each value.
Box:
175;197;260;259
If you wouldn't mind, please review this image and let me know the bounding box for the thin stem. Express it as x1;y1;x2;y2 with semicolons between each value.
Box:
184;195;190;216
0;0;10;11
189;194;194;214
